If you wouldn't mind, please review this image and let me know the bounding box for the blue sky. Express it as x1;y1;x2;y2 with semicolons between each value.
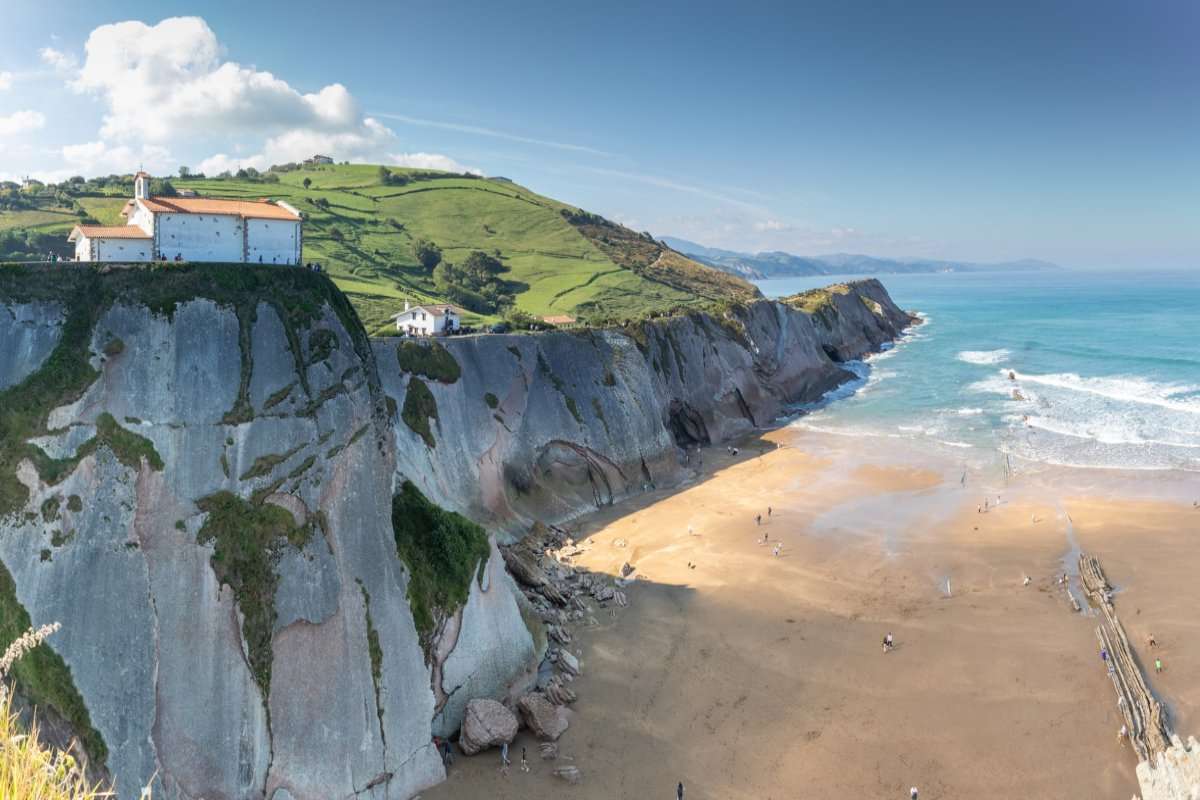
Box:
0;0;1196;268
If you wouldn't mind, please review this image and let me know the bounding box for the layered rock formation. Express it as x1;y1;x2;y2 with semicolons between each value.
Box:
379;278;913;536
0;264;911;798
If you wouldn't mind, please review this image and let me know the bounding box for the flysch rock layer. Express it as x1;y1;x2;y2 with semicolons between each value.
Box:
0;274;910;799
379;279;913;538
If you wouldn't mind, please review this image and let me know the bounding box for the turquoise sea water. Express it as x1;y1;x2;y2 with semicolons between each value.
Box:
756;270;1200;473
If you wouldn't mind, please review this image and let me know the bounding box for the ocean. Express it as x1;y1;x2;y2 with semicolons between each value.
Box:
756;270;1200;473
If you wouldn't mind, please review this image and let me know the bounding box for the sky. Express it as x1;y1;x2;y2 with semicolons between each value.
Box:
0;0;1196;269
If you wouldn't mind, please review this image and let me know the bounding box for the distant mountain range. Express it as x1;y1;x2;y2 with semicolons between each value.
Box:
660;237;1061;280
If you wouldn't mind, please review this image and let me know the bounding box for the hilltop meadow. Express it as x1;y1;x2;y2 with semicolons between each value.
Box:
0;164;757;334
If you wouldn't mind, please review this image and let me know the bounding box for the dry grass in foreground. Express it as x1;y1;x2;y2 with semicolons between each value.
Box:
0;623;144;800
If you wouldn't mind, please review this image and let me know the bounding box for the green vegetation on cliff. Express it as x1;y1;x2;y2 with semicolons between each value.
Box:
195;491;314;699
390;481;490;649
0;561;107;767
0;165;760;332
0;262;370;518
395;341;461;384
401;377;439;448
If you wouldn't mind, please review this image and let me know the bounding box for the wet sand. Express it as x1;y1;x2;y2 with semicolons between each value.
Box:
427;428;1199;800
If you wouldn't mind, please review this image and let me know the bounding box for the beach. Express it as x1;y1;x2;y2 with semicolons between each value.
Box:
427;426;1199;800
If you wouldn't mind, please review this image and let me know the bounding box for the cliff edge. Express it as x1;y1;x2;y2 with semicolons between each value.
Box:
0;264;912;799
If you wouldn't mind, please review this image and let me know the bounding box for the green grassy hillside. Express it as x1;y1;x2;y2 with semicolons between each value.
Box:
0;165;758;334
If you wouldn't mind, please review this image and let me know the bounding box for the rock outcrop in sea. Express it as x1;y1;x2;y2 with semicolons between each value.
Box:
0;264;911;799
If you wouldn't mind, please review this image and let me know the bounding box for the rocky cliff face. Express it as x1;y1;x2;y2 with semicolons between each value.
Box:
379;278;913;537
0;265;910;799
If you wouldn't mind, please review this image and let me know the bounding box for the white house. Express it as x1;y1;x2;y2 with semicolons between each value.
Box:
390;301;460;336
305;154;334;165
68;172;303;264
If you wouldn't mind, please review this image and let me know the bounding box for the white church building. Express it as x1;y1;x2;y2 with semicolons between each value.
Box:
390;301;461;336
69;172;303;264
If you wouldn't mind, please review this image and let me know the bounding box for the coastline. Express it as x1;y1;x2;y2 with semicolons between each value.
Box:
427;424;1199;800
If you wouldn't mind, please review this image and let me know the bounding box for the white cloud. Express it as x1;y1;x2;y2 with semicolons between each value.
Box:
389;152;479;174
373;112;611;157
39;47;78;74
61;140;172;176
0;72;12;91
0;110;46;136
49;16;466;177
74;18;384;148
753;219;788;232
195;152;268;176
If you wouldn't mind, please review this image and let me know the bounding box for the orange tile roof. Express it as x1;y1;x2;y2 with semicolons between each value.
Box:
70;225;152;240
139;196;301;221
542;315;577;325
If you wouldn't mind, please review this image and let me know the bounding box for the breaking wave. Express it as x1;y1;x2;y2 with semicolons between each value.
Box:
957;349;1011;365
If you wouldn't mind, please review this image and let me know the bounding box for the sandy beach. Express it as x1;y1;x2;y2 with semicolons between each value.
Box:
427;427;1199;800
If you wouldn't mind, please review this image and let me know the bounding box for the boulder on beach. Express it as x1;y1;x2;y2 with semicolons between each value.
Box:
458;698;519;756
519;692;569;740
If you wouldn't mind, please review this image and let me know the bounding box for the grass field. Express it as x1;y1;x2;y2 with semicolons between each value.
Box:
0;165;758;333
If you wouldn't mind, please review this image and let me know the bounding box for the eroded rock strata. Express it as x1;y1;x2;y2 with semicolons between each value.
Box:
0;264;910;798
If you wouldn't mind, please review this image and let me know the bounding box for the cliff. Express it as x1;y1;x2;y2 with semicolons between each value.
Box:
380;278;913;535
0;263;912;799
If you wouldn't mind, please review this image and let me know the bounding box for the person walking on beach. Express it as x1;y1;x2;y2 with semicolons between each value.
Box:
1156;658;1163;673
911;787;919;800
1101;647;1108;664
756;514;762;526
1119;724;1128;745
521;746;529;772
768;506;773;517
677;781;685;800
1148;633;1157;648
883;632;894;653
773;542;782;557
500;741;511;774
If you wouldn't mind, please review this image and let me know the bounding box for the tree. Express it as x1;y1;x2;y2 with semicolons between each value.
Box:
329;226;344;242
178;166;191;179
414;239;442;272
302;177;312;189
377;166;391;185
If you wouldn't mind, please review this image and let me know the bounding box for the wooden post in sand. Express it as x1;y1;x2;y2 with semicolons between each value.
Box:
1078;553;1171;762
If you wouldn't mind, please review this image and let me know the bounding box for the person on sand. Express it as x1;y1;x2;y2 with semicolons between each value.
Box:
1101;647;1108;663
1023;575;1031;586
1148;633;1157;648
768;506;773;517
911;787;919;800
756;514;762;526
1119;724;1128;744
1156;658;1163;673
677;781;685;800
521;746;529;773
773;542;782;557
500;741;511;773
883;633;894;653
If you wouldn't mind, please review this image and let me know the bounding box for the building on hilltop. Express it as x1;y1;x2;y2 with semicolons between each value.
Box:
390;301;461;336
68;171;303;264
305;154;334;165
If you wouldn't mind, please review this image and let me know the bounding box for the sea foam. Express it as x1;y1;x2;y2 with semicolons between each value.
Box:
957;349;1011;365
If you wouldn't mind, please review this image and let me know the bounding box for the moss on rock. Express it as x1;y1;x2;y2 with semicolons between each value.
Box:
390;481;489;651
401;377;438;448
396;341;461;384
195;491;313;699
0;559;107;767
